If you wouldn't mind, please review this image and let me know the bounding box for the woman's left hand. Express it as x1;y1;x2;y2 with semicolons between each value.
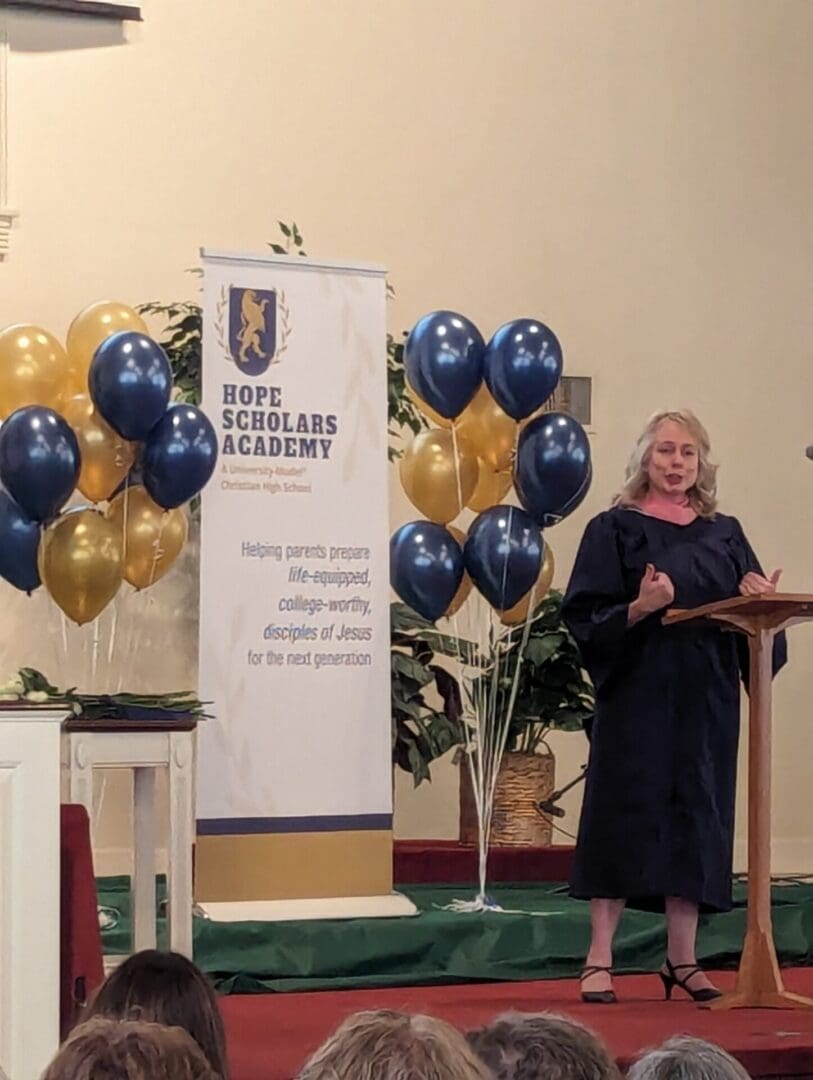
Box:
739;569;782;596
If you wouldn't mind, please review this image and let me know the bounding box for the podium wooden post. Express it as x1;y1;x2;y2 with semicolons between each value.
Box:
664;594;813;1010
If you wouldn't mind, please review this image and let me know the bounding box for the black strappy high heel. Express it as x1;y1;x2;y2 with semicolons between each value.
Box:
659;959;722;1002
580;965;617;1004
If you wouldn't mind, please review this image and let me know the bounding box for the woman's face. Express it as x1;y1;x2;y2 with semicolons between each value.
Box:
646;419;699;499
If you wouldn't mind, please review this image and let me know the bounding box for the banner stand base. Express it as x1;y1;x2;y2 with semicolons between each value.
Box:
198;891;418;923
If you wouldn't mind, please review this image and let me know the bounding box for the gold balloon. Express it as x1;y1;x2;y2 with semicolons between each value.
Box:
445;525;472;617
456;384;518;472
467;458;514;512
64;361;88;397
400;428;478;524
62;394;136;503
107;486;188;591
38;508;123;625
66;301;148;381
405;381;452;429
501;544;556;626
0;324;73;420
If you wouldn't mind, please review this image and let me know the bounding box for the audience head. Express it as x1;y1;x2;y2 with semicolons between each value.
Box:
41;1017;220;1080
298;1008;491;1080
627;1036;751;1080
466;1011;619;1080
83;949;228;1078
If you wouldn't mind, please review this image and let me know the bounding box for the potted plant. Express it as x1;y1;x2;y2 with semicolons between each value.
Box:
391;588;594;849
458;590;594;846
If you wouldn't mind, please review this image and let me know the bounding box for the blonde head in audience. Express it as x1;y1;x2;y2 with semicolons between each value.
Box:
41;1017;220;1080
466;1011;620;1080
298;1008;491;1080
627;1036;751;1080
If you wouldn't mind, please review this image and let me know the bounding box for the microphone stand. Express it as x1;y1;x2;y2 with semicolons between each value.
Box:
537;764;588;818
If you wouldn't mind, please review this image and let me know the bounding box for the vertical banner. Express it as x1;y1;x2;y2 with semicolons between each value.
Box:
197;252;393;904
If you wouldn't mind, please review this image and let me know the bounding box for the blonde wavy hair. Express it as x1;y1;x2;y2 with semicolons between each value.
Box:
615;410;718;517
298;1009;491;1080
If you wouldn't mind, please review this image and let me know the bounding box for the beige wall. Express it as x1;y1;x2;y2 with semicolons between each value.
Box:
1;0;812;873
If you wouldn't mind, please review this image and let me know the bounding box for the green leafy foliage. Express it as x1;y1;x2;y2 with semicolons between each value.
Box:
391;591;595;784
269;219;306;258
137;301;202;405
387;333;425;460
483;590;596;754
391;602;464;786
18;667;60;695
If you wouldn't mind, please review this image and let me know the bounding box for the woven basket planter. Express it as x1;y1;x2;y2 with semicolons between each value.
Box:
459;749;555;847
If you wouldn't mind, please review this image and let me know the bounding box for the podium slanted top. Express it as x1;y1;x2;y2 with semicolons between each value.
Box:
664;593;813;632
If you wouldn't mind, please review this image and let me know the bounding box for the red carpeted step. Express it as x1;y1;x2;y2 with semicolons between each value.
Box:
221;969;813;1080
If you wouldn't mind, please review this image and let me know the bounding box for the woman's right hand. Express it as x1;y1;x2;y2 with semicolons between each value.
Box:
628;563;675;625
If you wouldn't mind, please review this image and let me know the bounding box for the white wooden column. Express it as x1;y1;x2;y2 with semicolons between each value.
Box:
167;732;194;957
0;708;65;1080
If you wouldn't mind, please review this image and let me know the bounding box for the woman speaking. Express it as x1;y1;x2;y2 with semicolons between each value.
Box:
562;410;785;1004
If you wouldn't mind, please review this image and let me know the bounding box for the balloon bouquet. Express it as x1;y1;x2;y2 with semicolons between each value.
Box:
390;311;591;910
0;301;217;686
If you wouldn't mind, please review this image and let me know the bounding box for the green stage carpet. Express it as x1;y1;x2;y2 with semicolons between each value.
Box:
97;878;813;994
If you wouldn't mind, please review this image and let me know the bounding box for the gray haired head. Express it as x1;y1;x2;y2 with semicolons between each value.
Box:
627;1036;750;1080
466;1011;619;1080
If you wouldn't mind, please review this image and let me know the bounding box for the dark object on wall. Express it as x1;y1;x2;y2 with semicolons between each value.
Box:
543;375;592;426
0;1;142;19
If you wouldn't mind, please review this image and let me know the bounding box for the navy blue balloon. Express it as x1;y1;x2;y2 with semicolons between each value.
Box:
142;405;218;509
390;521;464;622
515;412;592;527
404;310;485;419
558;459;592;520
484;318;563;420
0;406;80;523
90;332;172;441
464;505;543;611
0;487;41;592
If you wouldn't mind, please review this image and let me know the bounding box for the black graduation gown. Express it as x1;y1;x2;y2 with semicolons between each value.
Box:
562;506;786;913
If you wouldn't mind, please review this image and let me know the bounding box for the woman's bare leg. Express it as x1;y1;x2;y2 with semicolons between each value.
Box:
664;896;717;992
582;898;625;993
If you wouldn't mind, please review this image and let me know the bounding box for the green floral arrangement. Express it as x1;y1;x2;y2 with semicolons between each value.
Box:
0;668;210;722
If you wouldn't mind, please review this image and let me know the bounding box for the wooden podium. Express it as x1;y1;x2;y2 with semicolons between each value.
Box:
664;594;813;1010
